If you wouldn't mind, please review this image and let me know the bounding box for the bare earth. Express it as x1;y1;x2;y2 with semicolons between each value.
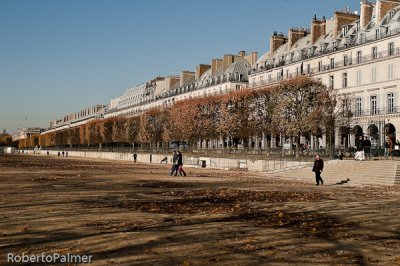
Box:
1;155;400;266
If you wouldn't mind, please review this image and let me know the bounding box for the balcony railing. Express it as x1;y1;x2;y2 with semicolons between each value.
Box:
353;106;399;117
250;47;400;88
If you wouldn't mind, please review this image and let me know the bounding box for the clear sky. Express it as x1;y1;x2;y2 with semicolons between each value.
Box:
0;0;360;133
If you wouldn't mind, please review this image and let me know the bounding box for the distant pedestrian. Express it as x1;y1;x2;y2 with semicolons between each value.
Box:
354;136;365;161
312;154;324;185
169;151;179;176
133;153;137;163
363;136;372;160
385;138;390;159
47;151;49;156
177;151;186;176
62;151;65;157
58;152;60;157
65;151;68;157
388;137;394;160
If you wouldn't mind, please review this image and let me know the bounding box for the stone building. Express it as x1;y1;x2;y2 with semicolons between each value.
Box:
249;0;400;149
104;51;257;118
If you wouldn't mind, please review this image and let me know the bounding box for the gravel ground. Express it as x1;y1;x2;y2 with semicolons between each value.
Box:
1;154;400;265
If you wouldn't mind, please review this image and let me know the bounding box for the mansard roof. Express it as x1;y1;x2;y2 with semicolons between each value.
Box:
254;3;400;72
224;58;251;79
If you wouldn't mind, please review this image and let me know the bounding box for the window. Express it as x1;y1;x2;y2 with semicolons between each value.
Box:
388;63;394;80
342;26;348;36
329;75;334;89
301;49;306;59
307;64;311;74
357;70;362;86
389;42;395;56
318;61;323;72
344;55;349;66
359;33;365;43
357;51;362;63
296;67;299;76
372;47;378;59
370;95;377;115
342;73;348;88
330;58;335;69
372;67;377;83
387;93;394;114
375;28;380;39
355;98;362;116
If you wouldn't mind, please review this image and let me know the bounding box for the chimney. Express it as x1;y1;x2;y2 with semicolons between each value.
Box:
311;17;326;44
222;54;234;71
211;58;223;76
376;0;400;23
180;71;195;87
238;50;246;58
360;1;374;29
270;33;288;54
195;64;211;80
244;51;258;65
288;28;307;48
333;11;359;37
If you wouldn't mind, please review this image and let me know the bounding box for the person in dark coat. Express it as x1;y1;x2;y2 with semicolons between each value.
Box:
312;154;324;185
363;136;372;160
356;136;364;151
169;151;179;176
177;151;186;176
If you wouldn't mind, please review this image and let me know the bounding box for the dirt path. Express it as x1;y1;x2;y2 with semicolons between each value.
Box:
1;154;400;265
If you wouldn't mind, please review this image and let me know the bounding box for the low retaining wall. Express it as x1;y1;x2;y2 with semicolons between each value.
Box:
21;150;312;173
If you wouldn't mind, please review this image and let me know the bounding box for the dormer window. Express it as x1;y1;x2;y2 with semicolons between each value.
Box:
342;25;349;36
375;28;380;39
301;49;306;59
320;43;325;52
390;10;394;19
356;21;360;31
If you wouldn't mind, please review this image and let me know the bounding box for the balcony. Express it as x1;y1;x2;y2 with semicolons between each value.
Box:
353;107;399;117
250;46;400;89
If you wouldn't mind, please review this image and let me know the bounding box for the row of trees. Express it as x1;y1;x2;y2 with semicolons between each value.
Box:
0;134;13;147
19;76;347;155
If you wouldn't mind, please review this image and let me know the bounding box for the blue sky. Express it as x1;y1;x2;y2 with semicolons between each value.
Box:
0;0;360;132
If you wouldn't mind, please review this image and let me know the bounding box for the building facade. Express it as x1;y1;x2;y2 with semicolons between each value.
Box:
104;51;257;119
249;0;400;149
46;104;107;133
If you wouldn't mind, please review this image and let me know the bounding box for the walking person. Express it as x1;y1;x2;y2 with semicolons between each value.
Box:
169;151;179;176
363;136;372;160
388;137;394;160
354;136;365;161
177;151;186;176
312;154;324;186
385;138;390;159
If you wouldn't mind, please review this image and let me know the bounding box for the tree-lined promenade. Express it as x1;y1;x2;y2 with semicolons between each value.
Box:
19;76;347;155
